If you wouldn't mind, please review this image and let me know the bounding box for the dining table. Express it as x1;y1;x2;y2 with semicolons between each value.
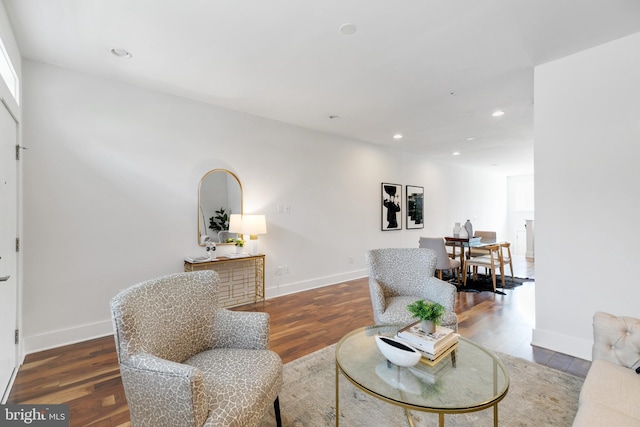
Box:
445;236;509;287
444;236;499;268
444;236;477;271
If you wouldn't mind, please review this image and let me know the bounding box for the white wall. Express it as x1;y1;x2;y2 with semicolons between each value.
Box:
507;175;534;257
533;32;640;360
21;60;509;353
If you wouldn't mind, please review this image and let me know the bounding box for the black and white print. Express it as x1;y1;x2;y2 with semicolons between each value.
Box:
406;185;424;229
381;183;402;230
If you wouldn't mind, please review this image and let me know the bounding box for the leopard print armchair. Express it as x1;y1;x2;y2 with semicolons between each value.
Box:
110;271;283;427
365;248;458;331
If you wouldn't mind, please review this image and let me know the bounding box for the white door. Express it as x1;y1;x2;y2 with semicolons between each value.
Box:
0;99;18;400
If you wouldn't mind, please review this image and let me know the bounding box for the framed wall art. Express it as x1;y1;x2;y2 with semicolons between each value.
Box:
381;183;402;231
406;185;424;229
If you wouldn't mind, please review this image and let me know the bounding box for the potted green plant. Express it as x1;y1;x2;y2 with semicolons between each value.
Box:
232;238;244;253
406;300;445;334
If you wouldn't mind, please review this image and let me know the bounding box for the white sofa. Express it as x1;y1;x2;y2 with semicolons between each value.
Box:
573;312;640;427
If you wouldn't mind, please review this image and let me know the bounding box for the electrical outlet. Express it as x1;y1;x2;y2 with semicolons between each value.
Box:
276;266;290;275
284;204;291;213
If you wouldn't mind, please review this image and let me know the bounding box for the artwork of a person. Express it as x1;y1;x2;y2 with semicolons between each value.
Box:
383;186;401;229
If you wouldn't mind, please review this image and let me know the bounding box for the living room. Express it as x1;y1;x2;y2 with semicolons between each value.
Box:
1;1;640;425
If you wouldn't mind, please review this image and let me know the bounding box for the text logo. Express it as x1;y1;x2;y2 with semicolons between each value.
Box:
0;405;69;426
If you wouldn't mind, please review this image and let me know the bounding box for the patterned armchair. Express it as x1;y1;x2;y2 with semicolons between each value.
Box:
365;248;458;331
110;271;283;427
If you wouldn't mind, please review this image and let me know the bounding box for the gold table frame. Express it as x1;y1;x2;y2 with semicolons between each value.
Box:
184;254;265;308
335;326;509;427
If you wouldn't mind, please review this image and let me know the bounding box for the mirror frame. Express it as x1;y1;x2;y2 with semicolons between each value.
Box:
198;168;243;246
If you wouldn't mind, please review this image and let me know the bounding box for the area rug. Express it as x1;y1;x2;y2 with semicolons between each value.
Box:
258;343;583;427
440;270;533;295
456;275;533;295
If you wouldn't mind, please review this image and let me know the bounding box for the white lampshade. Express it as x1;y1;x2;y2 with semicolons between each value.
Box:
240;214;267;255
241;214;267;237
228;214;243;233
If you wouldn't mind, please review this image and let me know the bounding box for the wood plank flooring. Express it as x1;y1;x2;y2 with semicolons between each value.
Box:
6;256;590;426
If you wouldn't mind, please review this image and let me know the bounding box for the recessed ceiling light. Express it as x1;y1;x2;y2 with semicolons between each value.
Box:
110;48;132;58
453;151;461;156
466;137;475;141
340;23;358;35
393;134;403;140
492;110;505;117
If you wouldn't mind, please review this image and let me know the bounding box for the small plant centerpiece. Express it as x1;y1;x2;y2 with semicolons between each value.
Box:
227;237;245;253
406;300;445;334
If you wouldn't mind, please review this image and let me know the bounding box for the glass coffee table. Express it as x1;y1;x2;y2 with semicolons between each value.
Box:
335;325;509;427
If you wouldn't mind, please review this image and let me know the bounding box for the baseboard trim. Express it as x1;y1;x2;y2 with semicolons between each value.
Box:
266;269;367;299
23;320;114;355
532;327;592;361
22;270;368;355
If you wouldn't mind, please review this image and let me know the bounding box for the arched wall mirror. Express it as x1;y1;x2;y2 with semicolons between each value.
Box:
198;169;243;245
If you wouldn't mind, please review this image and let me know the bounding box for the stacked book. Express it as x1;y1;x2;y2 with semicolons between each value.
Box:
184;256;214;263
408;354;454;384
395;322;459;363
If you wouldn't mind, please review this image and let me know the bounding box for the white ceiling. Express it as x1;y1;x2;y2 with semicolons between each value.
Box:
4;0;640;176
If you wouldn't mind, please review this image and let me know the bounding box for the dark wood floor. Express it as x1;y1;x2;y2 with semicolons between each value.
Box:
6;256;590;427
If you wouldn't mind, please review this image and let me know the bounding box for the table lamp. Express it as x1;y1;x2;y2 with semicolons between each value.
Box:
228;214;243;237
241;214;267;256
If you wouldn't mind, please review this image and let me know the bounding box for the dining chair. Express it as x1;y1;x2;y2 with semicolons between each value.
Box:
468;230;497;257
418;237;461;284
498;242;514;281
463;244;505;292
475;242;514;282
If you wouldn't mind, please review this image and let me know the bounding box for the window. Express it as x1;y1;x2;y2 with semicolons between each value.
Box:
0;36;19;104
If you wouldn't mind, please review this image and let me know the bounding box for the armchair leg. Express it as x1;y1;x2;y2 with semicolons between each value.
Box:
274;396;282;427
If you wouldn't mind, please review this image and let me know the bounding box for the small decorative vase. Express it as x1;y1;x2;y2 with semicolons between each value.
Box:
421;320;436;334
464;219;473;240
453;222;461;237
205;243;216;260
459;226;468;239
236;245;243;254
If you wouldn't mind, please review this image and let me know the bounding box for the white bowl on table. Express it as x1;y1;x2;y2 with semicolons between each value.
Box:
374;335;422;367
